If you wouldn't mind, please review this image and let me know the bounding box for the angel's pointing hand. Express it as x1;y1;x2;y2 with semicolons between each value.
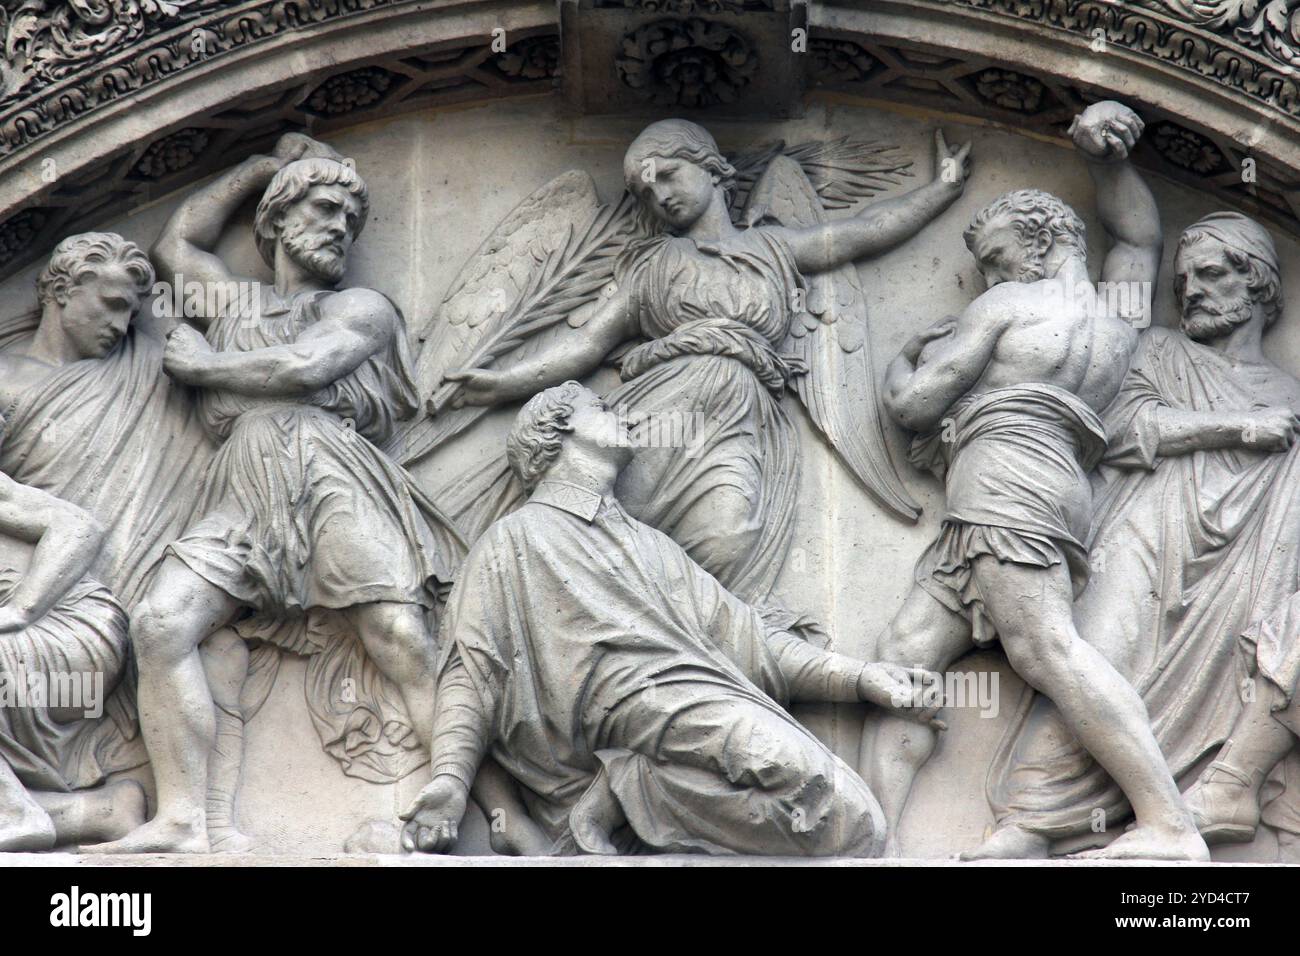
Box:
445;367;511;409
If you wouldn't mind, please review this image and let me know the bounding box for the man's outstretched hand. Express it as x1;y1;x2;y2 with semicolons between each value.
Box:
858;662;947;730
399;776;469;854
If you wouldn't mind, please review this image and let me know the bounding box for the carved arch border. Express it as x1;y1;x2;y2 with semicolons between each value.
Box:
0;0;1298;280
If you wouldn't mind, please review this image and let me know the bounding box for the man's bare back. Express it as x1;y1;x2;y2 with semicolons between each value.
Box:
968;271;1139;414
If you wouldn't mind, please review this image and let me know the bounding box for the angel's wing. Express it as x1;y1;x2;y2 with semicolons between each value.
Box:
745;155;921;523
393;170;636;465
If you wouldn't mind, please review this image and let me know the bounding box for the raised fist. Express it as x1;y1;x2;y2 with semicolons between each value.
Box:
1069;101;1144;163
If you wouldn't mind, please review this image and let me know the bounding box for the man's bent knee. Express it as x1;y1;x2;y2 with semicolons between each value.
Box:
131;597;206;666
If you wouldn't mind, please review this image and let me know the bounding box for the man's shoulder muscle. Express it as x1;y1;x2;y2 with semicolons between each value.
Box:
317;287;401;340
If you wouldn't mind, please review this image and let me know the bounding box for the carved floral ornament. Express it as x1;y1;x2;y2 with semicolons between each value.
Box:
615;17;758;108
0;0;220;101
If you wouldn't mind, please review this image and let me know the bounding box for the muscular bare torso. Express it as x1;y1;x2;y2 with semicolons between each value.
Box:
970;279;1138;413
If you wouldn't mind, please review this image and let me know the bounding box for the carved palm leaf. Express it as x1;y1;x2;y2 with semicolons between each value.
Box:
745;154;921;522
397;170;636;465
729;136;913;215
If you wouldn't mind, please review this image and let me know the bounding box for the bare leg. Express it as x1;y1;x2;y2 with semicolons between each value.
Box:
1183;689;1296;844
971;557;1207;861
84;557;241;853
201;628;254;852
862;583;973;856
0;758;55;851
347;601;439;753
33;780;146;845
471;758;554;856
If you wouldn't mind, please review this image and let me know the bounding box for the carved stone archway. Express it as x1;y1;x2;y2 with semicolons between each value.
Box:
1;1;1298;280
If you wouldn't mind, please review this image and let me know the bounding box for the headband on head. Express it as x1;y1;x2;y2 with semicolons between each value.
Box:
1183;212;1279;277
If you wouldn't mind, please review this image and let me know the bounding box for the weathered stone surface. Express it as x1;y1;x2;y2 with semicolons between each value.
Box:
4;3;1300;865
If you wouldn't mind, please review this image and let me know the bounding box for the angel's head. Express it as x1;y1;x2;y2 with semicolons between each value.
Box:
508;382;632;491
623;119;736;234
254;158;369;284
963;189;1087;287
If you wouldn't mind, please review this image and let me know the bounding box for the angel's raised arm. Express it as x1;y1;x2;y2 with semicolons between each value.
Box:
777;131;970;275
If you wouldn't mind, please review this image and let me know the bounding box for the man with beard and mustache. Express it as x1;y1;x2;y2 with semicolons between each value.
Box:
870;101;1208;861
965;211;1300;859
88;134;467;853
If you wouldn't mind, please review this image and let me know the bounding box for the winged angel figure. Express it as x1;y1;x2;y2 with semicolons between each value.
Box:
396;119;971;628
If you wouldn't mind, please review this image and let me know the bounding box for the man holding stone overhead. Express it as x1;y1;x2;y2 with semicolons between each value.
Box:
90;132;466;853
868;100;1208;861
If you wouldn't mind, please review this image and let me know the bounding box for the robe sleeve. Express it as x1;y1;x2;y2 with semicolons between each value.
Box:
765;630;866;703
680;543;864;703
429;647;494;789
428;533;513;787
1101;332;1169;471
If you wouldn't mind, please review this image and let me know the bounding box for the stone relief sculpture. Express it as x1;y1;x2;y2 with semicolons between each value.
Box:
4;3;1300;858
0;227;436;852
0;466;145;850
976;211;1300;858
402;118;969;644
87;133;467;853
397;381;943;856
868;101;1209;861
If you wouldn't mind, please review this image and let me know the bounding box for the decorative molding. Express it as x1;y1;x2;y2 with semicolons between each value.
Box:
1139;0;1300;70
929;0;1300;117
129;126;212;179
971;67;1047;113
493;34;561;81
1150;120;1230;175
0;0;422;161
808;37;881;85
594;0;776;10
615;17;759;108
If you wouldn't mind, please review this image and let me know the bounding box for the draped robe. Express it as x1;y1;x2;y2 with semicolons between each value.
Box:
987;327;1300;840
431;479;881;856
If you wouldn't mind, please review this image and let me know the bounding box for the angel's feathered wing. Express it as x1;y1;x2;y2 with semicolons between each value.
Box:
393;170;635;465
746;155;921;522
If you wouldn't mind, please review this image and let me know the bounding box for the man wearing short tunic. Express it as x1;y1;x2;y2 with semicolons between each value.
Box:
399;382;941;856
92;134;465;853
868;102;1207;860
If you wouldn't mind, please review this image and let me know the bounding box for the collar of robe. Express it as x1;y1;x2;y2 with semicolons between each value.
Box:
529;479;606;522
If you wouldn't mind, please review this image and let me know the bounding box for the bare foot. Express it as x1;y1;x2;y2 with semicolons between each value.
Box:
569;773;623;856
81;813;209;854
0;799;56;852
1072;824;1210;862
959;824;1050;861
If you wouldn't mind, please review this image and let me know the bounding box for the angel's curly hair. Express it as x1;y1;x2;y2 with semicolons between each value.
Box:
507;381;587;491
964;189;1087;262
37;232;154;308
623;119;737;232
253;158;369;267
